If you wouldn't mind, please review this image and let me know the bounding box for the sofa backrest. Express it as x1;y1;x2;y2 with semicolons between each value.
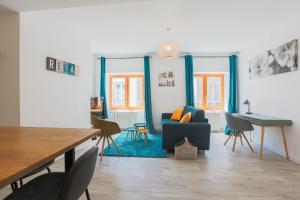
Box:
183;106;205;122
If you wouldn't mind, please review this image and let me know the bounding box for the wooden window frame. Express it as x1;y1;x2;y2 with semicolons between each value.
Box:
109;74;144;111
194;74;225;111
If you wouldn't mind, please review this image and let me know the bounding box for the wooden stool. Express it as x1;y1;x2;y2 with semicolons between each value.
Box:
137;128;148;143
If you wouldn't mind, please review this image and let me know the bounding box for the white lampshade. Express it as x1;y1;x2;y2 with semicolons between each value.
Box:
158;40;179;59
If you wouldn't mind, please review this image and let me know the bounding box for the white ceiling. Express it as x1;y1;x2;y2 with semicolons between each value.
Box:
0;0;154;12
4;0;300;54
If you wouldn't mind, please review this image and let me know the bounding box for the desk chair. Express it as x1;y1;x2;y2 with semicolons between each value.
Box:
5;146;98;200
225;112;254;152
91;116;123;161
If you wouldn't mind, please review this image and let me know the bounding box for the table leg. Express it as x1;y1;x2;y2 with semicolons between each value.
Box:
144;133;148;144
65;148;75;172
125;131;129;142
260;126;265;160
280;126;289;160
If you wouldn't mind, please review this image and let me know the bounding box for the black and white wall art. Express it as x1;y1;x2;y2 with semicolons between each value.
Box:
249;39;298;79
158;71;175;87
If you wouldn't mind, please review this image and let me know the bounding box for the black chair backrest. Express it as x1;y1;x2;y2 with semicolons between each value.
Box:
57;146;98;200
225;112;254;133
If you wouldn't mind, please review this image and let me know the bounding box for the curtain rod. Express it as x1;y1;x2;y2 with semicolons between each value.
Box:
97;56;152;60
179;55;232;58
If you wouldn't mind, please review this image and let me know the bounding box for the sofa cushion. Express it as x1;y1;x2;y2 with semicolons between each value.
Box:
170;108;184;121
183;106;205;122
180;112;192;123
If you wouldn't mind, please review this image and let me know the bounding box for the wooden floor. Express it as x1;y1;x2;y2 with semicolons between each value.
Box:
1;134;300;200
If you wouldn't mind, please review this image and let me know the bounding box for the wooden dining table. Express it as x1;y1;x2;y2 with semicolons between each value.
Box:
0;126;101;189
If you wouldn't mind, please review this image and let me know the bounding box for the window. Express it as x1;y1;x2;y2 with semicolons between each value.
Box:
194;74;224;110
109;74;144;110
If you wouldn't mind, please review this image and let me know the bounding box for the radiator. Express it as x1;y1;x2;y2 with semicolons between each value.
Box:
206;111;226;132
108;111;145;129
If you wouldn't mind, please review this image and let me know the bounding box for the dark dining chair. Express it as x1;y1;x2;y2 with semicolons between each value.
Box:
4;146;99;200
11;159;55;191
224;112;254;152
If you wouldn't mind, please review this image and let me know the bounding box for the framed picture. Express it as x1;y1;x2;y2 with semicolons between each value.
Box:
249;39;298;79
159;71;175;87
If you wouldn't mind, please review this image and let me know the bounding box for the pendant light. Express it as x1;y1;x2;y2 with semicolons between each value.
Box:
158;27;179;59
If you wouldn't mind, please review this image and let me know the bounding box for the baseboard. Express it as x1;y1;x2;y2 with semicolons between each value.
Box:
252;140;300;164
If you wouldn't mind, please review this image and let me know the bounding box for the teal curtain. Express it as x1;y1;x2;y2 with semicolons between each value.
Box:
225;55;238;135
185;55;195;107
144;56;155;132
100;57;108;119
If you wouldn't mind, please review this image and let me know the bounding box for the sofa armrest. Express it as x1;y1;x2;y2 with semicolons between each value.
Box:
203;118;208;123
162;113;173;120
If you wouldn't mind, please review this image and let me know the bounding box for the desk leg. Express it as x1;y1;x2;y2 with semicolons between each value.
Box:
280;126;289;160
65;148;75;172
260;126;265;160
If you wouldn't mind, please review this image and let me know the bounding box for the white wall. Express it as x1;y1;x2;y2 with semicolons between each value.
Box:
20;11;92;128
0;11;20;126
151;55;186;130
239;18;300;163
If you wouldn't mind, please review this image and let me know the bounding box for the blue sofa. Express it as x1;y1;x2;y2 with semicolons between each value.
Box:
161;106;211;151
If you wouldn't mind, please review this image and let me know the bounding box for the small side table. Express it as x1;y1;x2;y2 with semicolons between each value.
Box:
125;127;139;142
134;123;148;129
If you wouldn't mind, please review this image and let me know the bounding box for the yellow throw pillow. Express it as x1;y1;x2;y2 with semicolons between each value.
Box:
180;112;192;123
171;108;184;121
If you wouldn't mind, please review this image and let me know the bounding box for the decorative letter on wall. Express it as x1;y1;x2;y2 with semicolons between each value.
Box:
46;57;79;76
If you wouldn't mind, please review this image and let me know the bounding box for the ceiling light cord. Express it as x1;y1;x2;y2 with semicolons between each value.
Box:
166;27;171;41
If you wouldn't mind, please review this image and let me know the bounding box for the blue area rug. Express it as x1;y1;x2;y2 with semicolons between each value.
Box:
103;132;168;158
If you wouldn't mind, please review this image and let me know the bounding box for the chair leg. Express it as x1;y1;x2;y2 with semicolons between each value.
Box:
241;132;254;152
46;167;51;173
85;188;91;200
19;179;23;187
240;134;243;145
100;137;106;162
107;137;111;149
11;182;18;191
96;136;103;146
108;136;123;156
10;183;16;191
224;133;233;145
232;134;237;152
144;133;148;144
